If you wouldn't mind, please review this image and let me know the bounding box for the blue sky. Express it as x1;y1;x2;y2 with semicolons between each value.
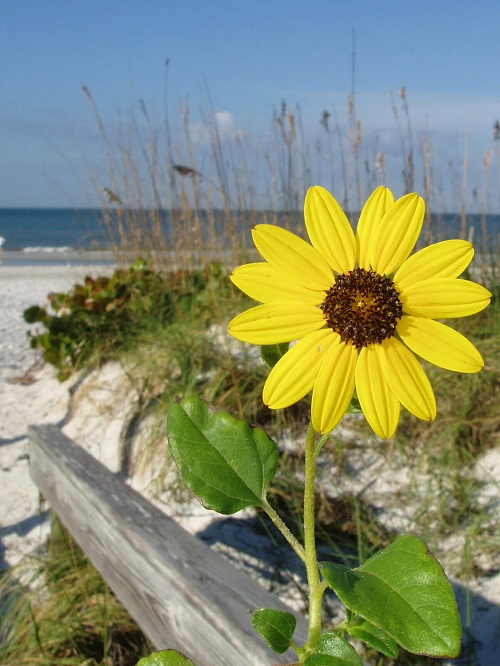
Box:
1;0;499;209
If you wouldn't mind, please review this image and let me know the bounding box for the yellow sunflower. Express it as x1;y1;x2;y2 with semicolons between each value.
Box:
228;186;491;438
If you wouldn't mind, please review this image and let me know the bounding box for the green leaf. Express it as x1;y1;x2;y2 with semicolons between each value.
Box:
167;396;279;514
252;608;296;654
321;534;462;658
136;649;196;665
260;342;289;368
347;619;398;659
303;632;363;665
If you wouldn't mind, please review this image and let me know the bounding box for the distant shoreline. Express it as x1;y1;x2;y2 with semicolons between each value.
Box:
0;247;245;269
0;248;119;267
0;246;495;274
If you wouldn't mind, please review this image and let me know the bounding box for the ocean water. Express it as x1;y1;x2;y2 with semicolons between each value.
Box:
0;208;112;251
0;207;498;259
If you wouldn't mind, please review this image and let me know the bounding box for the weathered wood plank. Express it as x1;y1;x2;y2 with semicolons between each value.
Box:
28;424;307;666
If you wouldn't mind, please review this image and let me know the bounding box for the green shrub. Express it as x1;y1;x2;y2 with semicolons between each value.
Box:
24;259;230;380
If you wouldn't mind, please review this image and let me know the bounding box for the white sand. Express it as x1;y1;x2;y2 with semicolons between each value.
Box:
1;264;499;664
0;265;105;568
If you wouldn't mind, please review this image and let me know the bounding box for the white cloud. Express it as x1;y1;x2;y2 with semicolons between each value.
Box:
213;110;235;136
186;110;238;147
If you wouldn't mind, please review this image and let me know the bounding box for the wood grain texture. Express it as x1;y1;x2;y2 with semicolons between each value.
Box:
28;424;307;666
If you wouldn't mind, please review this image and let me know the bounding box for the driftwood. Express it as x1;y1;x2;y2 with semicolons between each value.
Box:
28;424;307;666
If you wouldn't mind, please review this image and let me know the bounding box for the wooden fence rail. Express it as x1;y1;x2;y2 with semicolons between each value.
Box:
28;424;307;666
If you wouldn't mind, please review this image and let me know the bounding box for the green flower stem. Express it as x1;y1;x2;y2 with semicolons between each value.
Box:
304;421;325;652
262;501;306;562
314;431;332;456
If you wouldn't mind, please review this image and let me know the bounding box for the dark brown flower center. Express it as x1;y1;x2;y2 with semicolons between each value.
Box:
321;268;402;348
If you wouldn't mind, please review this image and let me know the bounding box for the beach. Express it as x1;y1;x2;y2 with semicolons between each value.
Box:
1;261;499;665
0;263;109;569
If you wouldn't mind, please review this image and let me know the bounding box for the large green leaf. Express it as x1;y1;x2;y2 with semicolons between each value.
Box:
167;397;279;514
137;649;196;665
321;534;462;657
347;619;398;659
252;608;296;654
303;632;363;665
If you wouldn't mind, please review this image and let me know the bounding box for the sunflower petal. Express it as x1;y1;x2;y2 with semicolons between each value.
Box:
304;186;356;273
369;193;425;275
377;338;436;421
356;186;395;269
312;341;357;433
252;224;334;291
397;315;484;373
228;303;325;344
355;345;400;439
394;240;474;290
230;263;324;304
400;278;492;318
263;330;338;409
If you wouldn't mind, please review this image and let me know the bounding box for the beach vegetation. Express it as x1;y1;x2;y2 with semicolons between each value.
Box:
17;252;498;665
0;514;152;665
23;259;232;381
158;186;494;663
